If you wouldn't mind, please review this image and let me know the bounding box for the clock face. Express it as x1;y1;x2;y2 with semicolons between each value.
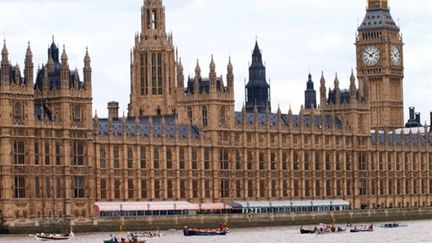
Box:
362;45;380;66
391;45;401;66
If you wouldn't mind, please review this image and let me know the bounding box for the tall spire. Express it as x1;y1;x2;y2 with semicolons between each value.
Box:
1;39;8;65
25;42;34;86
246;40;270;113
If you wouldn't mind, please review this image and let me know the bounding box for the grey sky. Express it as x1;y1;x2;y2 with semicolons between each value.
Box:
0;0;431;121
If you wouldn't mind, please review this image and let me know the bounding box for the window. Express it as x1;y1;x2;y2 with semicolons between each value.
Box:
140;53;148;95
180;180;186;199
14;176;26;198
236;180;241;198
205;180;211;198
294;152;300;170
151;53;157;95
127;147;133;169
271;153;277;170
100;179;107;200
154;180;161;199
359;153;367;171
247;151;253;170
45;177;51;198
282;152;288;170
45;143;50;165
202;106;208;127
236;152;241;170
113;146;120;168
220;180;230;198
192;149;198;170
167;180;173;199
128;179;134;199
140;146;146;169
14;102;23;123
153;148;159;169
55;143;61;165
141;180;147;199
34;142;40;165
100;147;106;169
259;152;265;170
157;53;162;95
220;150;229;170
73;176;85;198
179;148;185;169
359;179;367;196
35;176;41;198
13;140;25;165
114;180;121;199
72;106;82;123
248;180;253;198
204;149;210;170
56;177;63;198
187;107;192;124
166;149;173;169
72;141;84;166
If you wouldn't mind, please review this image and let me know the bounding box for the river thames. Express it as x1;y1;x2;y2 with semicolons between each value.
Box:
1;220;431;243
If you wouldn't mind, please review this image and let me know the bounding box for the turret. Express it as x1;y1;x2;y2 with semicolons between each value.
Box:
349;70;356;94
194;60;200;94
1;39;9;85
226;57;234;93
320;72;326;107
177;58;184;89
83;47;92;91
304;73;317;109
334;73;340;104
24;43;33;85
61;45;69;90
209;55;216;91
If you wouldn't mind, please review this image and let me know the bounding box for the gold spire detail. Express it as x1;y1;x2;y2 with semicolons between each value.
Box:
368;0;389;10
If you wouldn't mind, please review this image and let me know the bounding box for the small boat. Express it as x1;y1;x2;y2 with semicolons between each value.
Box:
183;224;229;236
103;236;145;243
350;224;373;233
35;230;74;241
379;223;408;228
300;226;317;234
127;231;161;241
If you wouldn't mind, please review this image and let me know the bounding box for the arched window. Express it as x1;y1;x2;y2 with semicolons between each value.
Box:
187;107;192;124
73;106;82;122
14;102;23;122
202;106;208;127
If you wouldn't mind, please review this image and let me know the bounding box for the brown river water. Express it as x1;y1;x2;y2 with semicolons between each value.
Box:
0;220;431;243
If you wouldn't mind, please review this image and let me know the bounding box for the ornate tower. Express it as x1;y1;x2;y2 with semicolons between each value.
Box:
356;0;404;130
128;0;177;117
245;41;270;113
304;73;317;109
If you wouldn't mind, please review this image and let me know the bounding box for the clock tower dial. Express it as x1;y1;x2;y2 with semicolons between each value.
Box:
362;45;380;66
355;0;404;130
390;45;401;66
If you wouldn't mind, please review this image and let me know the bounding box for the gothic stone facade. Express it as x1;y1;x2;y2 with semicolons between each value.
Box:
1;0;431;225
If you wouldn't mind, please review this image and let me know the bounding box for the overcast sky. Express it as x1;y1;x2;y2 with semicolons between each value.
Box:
0;0;431;122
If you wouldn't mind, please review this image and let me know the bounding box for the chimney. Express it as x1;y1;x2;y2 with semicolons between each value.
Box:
108;101;119;119
415;112;421;125
409;107;415;120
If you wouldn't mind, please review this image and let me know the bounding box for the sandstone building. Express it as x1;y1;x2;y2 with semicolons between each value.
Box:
1;0;431;225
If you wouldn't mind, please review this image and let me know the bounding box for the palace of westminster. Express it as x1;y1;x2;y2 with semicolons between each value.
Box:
1;0;432;223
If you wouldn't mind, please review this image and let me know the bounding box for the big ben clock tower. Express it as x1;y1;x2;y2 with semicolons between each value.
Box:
356;0;404;130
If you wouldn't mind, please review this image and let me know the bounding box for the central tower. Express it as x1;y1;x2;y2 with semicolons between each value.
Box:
128;0;177;117
356;0;404;130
